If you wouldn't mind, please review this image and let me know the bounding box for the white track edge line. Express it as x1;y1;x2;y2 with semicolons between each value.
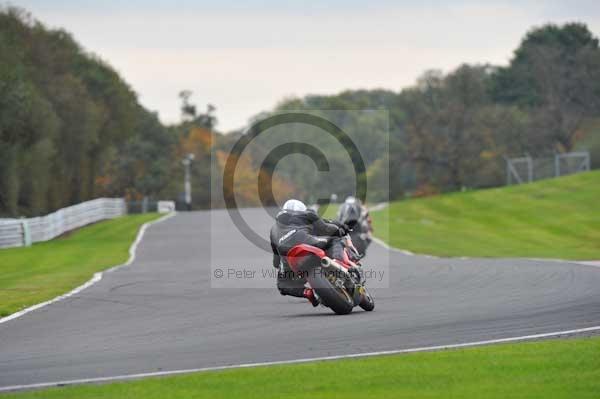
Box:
0;212;176;325
2;324;600;392
371;237;600;267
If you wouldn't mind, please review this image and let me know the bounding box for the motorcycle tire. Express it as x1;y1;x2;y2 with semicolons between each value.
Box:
308;269;354;315
359;287;375;311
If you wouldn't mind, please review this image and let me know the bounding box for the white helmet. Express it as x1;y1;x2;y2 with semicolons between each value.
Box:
344;196;357;204
282;199;307;212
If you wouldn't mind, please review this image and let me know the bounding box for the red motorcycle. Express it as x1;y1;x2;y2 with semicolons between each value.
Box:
286;235;375;315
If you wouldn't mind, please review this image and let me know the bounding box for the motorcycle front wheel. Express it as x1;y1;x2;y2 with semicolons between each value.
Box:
358;286;375;311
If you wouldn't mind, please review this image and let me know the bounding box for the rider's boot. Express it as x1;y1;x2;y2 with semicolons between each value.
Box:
303;288;320;307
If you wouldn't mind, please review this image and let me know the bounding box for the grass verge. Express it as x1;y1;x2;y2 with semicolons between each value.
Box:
3;336;600;398
0;213;162;317
371;170;600;259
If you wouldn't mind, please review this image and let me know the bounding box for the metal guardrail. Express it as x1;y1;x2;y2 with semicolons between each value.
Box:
0;198;126;249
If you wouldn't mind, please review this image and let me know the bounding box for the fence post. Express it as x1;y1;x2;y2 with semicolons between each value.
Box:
505;156;511;185
142;197;148;214
20;219;32;247
584;151;591;171
554;153;560;177
526;155;533;183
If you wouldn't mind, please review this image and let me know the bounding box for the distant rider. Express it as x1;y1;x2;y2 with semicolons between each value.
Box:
337;196;372;235
270;199;349;306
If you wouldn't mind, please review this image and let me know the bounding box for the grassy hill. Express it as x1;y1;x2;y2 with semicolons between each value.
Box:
371;171;600;259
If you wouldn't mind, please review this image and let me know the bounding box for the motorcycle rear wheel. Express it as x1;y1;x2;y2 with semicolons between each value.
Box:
308;270;354;315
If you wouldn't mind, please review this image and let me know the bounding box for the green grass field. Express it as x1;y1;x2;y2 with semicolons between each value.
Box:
4;336;599;398
0;213;161;317
371;171;600;259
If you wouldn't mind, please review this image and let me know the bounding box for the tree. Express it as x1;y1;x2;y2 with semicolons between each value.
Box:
0;7;175;216
492;23;600;152
179;90;196;121
402;66;496;190
179;90;217;129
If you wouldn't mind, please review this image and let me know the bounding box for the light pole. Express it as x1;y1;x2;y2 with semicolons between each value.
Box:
182;153;195;211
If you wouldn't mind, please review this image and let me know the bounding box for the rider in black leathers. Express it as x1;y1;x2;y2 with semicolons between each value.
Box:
270;199;348;301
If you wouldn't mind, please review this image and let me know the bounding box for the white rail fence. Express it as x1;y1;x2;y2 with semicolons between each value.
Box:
0;198;126;249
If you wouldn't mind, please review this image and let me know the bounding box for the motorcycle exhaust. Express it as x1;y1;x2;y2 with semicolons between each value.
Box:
320;256;351;276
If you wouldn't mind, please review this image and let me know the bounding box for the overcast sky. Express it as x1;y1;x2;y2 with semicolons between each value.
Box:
10;0;600;132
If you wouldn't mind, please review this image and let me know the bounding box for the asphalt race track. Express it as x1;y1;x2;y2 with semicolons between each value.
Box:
1;209;600;388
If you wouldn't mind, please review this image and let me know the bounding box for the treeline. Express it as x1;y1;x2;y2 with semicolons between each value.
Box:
253;22;600;200
1;8;130;215
0;7;178;217
2;6;599;215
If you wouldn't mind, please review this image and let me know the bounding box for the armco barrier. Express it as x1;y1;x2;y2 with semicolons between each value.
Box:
0;198;126;249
